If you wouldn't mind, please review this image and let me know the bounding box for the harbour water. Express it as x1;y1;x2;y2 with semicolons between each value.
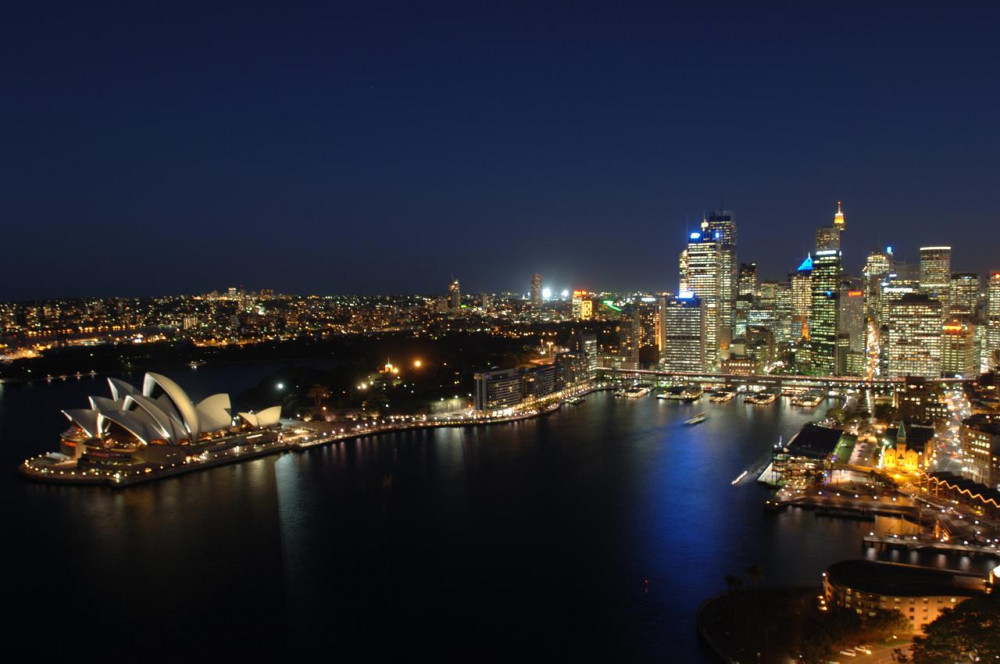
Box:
1;366;994;662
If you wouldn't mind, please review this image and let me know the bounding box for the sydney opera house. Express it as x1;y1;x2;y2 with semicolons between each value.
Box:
51;372;281;472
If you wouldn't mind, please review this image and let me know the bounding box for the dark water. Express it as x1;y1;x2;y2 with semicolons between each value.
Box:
1;367;995;662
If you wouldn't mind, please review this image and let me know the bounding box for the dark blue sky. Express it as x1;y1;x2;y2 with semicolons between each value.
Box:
3;1;999;299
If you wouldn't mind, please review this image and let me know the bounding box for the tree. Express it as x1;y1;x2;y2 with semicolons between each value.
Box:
306;384;331;410
910;595;1000;664
862;608;911;641
746;564;763;590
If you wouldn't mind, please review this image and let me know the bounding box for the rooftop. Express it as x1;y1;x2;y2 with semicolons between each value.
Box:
827;560;985;598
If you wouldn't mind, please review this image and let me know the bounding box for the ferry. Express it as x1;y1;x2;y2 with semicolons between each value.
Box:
745;391;778;405
791;390;824;408
623;386;650;398
564;396;585;406
709;390;735;403
656;386;703;402
684;412;707;425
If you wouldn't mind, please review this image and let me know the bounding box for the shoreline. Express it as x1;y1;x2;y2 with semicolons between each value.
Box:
19;385;607;489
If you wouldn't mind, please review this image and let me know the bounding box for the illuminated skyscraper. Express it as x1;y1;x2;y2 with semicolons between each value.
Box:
662;294;706;372
887;294;942;379
838;282;865;374
919;246;951;310
706;210;737;353
988;273;1000;369
685;221;721;368
738;263;758;297
815;202;845;252
941;319;976;378
791;255;813;339
950;272;980;318
678;249;690;293
809;249;841;375
530;273;543;307
448;279;461;310
863;248;892;320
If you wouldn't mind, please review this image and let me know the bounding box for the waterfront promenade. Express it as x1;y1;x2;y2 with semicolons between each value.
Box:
19;384;602;488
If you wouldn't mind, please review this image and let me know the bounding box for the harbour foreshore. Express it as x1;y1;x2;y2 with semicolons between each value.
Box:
20;385;606;488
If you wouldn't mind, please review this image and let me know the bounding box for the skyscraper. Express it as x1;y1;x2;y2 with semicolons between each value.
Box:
791;254;813;340
863;248;892;320
950;272;980;318
919;246;951;310
685;221;721;368
448;279;461;310
988;273;1000;369
530;273;543;307
809;249;841;375
887;294;942;379
738;262;758;297
662;294;706;372
941;319;976;378
815;202;845;252
838;282;865;374
706;210;737;352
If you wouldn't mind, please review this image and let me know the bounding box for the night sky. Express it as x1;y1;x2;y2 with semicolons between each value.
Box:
4;1;999;300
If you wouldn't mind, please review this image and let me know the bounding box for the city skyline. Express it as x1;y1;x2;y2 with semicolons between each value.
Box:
5;2;1000;298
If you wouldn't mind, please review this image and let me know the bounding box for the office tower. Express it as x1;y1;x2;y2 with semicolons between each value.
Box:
448;279;461;310
988;273;1000;369
636;298;664;365
815;202;845;252
738;263;758;297
815;226;840;252
809;249;841;375
572;290;593;320
941;319;977;377
919;246;952;310
960;414;1000;489
838;282;865;374
791;255;813;339
662;294;706;372
678;249;690;293
887;294;942;379
706;210;737;353
685;222;721;368
774;281;793;344
530;273;543;307
863;248;892;319
950;272;980;318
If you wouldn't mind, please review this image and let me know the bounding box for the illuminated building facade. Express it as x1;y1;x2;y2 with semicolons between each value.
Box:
530;273;542;307
887;294;942;379
950;272;980;318
791;255;813;339
706;210;737;353
662;294;705;372
863;248;892;320
988;273;1000;369
941;320;977;378
809;249;841;375
960;414;1000;489
685;222;721;368
448;279;461;310
919;246;952;311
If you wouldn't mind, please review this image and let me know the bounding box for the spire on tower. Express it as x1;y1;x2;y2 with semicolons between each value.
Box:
833;201;845;230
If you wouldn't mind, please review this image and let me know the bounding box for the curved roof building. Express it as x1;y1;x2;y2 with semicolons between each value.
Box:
61;372;280;448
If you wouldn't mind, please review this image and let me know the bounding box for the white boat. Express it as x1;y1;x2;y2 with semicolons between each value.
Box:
623;386;650;398
684;412;707;425
710;390;735;403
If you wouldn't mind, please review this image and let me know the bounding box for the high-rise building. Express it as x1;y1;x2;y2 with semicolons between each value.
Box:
774;281;793;344
863;248;893;320
809;249;841;375
988;273;1000;369
706;210;737;353
941;319;977;378
950;272;980;318
448;279;461;310
738;263;758;297
530;273;543;307
791;254;813;340
662;294;705;372
815;202;845;252
685;222;721;368
960;414;1000;490
838;283;865;374
887;294;942;379
919;247;952;310
678;249;690;293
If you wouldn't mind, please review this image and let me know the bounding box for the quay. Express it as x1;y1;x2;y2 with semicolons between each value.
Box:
20;386;602;489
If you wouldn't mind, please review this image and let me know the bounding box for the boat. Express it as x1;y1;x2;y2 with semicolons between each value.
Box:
564;396;585;406
710;390;735;403
745;391;778;405
623;386;650;398
684;412;707;425
657;386;703;402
